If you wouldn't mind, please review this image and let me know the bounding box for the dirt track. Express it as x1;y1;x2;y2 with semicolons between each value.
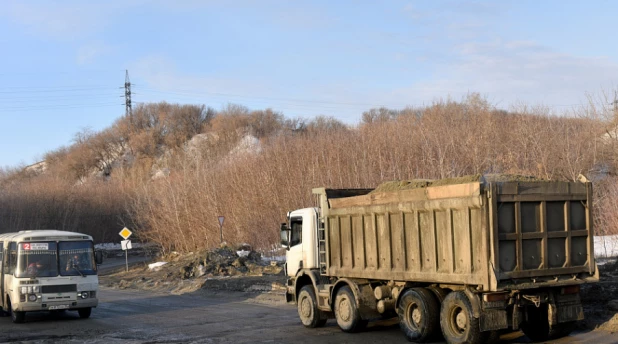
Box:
0;253;615;343
0;286;615;344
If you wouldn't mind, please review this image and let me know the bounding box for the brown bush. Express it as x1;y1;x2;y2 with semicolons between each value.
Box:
2;95;616;253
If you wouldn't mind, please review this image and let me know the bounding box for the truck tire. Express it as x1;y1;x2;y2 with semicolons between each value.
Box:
297;285;327;328
334;286;366;333
440;291;485;344
521;305;574;341
397;288;441;342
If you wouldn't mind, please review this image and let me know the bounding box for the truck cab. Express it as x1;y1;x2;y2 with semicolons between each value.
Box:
281;208;318;277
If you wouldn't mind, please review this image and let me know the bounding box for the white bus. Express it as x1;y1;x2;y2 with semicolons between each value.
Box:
0;230;103;323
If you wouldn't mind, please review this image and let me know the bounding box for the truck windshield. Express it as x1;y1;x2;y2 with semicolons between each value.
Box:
59;241;97;276
16;242;59;278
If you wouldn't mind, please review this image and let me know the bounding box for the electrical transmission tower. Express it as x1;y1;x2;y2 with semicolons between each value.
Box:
124;70;132;119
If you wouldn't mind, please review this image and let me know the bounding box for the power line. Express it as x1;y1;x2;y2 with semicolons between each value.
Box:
136;87;587;112
0;94;121;103
0;87;117;94
137;87;388;108
0;103;121;111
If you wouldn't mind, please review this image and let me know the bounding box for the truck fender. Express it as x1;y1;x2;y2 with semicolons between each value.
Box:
293;269;321;300
464;288;482;319
331;278;378;319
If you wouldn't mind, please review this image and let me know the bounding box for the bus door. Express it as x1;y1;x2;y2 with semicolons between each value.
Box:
0;242;3;310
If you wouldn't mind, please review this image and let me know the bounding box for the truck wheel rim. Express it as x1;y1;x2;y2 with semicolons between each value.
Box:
407;303;422;326
339;298;351;322
452;306;467;333
300;296;312;318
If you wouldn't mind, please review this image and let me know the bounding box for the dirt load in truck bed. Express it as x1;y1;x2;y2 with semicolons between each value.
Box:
370;173;547;193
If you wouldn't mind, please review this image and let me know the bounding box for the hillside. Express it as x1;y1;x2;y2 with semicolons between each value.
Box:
1;94;618;253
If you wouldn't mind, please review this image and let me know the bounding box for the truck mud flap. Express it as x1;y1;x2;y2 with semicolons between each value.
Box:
480;309;508;332
549;303;584;325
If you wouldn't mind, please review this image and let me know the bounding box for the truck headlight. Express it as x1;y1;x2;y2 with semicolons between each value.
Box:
80;291;89;299
28;294;37;302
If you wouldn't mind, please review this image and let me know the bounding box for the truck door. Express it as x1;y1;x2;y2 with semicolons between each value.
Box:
286;216;304;276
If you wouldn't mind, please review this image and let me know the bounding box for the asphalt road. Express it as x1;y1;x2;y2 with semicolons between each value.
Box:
0;286;615;344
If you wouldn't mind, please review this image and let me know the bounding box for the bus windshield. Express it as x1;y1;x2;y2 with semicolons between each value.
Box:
59;241;97;276
15;241;97;278
16;242;58;278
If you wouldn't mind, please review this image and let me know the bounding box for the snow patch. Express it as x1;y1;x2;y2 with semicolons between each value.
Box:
595;235;618;258
95;242;144;250
148;262;168;271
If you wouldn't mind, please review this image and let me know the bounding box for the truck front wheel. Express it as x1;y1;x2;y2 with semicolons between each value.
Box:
440;291;485;344
297;285;327;328
334;286;366;332
397;288;440;342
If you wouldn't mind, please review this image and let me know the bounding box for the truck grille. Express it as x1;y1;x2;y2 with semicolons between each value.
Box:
41;284;77;293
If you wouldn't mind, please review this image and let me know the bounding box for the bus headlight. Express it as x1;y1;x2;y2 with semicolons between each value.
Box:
28;294;37;302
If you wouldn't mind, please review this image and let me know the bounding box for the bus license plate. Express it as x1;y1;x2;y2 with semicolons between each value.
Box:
49;305;69;310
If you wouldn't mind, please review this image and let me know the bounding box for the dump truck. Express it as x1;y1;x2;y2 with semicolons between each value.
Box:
280;176;599;343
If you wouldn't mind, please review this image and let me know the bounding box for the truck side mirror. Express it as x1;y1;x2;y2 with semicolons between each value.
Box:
95;251;104;265
280;223;290;250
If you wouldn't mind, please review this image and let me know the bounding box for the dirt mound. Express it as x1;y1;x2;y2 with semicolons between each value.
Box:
101;245;284;295
371;174;549;193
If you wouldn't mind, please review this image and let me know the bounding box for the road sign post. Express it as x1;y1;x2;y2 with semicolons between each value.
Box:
218;216;225;244
119;227;133;272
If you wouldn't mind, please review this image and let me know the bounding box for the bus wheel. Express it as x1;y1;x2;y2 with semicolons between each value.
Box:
397;288;440;342
78;307;92;319
297;285;327;328
8;299;25;324
440;291;485;344
334;286;366;332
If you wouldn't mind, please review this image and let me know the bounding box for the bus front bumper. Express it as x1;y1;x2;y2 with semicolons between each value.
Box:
16;298;98;312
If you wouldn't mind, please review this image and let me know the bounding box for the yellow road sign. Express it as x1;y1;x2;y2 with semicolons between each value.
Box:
119;227;133;240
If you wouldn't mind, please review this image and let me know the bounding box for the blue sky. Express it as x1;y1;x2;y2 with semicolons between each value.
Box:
1;0;618;167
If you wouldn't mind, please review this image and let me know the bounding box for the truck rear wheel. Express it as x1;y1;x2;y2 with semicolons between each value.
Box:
334;286;366;333
297;285;327;328
521;305;574;341
397;288;440;342
440;291;485;344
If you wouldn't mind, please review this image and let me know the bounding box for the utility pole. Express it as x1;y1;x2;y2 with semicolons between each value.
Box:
123;70;132;122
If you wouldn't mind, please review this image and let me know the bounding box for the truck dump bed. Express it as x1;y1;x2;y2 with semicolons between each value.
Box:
315;179;598;292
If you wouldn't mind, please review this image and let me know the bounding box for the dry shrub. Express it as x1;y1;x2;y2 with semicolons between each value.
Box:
0;175;131;242
133;95;609;253
2;95;615;253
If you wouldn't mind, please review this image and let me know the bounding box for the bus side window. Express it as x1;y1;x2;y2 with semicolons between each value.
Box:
7;243;16;275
